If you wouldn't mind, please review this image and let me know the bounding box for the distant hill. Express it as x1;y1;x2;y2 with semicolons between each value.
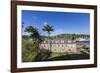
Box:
41;33;90;39
22;33;90;40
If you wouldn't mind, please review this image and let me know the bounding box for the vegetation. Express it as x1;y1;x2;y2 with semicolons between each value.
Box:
42;24;54;51
22;25;54;62
22;41;39;62
41;34;90;41
22;26;42;62
24;26;42;45
51;34;89;39
22;24;90;62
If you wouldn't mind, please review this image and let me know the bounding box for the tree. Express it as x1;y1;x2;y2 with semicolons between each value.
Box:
23;26;43;62
42;24;54;52
25;26;42;45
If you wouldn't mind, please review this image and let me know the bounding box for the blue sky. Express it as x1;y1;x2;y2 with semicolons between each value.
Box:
22;10;90;36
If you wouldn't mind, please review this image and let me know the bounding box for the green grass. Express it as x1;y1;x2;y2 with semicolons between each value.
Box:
22;48;89;62
50;52;68;58
46;53;89;61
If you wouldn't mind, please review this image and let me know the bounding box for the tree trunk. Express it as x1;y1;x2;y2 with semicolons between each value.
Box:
48;33;51;52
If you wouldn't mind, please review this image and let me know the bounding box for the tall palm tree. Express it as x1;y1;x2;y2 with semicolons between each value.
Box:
25;26;42;45
42;24;54;52
24;26;43;62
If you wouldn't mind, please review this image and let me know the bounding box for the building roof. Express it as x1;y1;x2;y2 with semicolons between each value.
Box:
42;39;75;44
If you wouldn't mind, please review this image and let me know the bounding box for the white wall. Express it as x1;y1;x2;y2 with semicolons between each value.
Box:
0;0;99;73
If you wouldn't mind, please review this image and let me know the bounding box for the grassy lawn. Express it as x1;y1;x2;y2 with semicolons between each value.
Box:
50;52;68;58
31;50;89;62
46;53;89;61
22;48;90;62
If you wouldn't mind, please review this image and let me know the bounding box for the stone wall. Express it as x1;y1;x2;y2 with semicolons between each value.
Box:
40;43;77;53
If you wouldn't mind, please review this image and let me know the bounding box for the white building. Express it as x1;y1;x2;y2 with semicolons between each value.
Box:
40;39;77;53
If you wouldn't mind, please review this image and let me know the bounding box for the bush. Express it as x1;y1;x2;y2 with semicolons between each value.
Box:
22;39;40;62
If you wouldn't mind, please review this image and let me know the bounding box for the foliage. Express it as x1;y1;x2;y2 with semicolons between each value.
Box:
22;24;89;62
22;25;43;62
42;24;54;36
25;26;43;44
42;24;54;52
22;38;40;62
53;34;90;39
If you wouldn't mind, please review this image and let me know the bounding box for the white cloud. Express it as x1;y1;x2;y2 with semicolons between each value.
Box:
44;21;48;25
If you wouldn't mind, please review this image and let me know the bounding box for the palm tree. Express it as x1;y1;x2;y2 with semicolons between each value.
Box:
25;26;42;45
42;24;54;52
24;26;43;62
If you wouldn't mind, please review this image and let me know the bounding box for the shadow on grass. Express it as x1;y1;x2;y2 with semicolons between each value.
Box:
32;49;90;62
47;52;90;61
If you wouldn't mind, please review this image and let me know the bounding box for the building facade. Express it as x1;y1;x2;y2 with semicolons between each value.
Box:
40;39;77;53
